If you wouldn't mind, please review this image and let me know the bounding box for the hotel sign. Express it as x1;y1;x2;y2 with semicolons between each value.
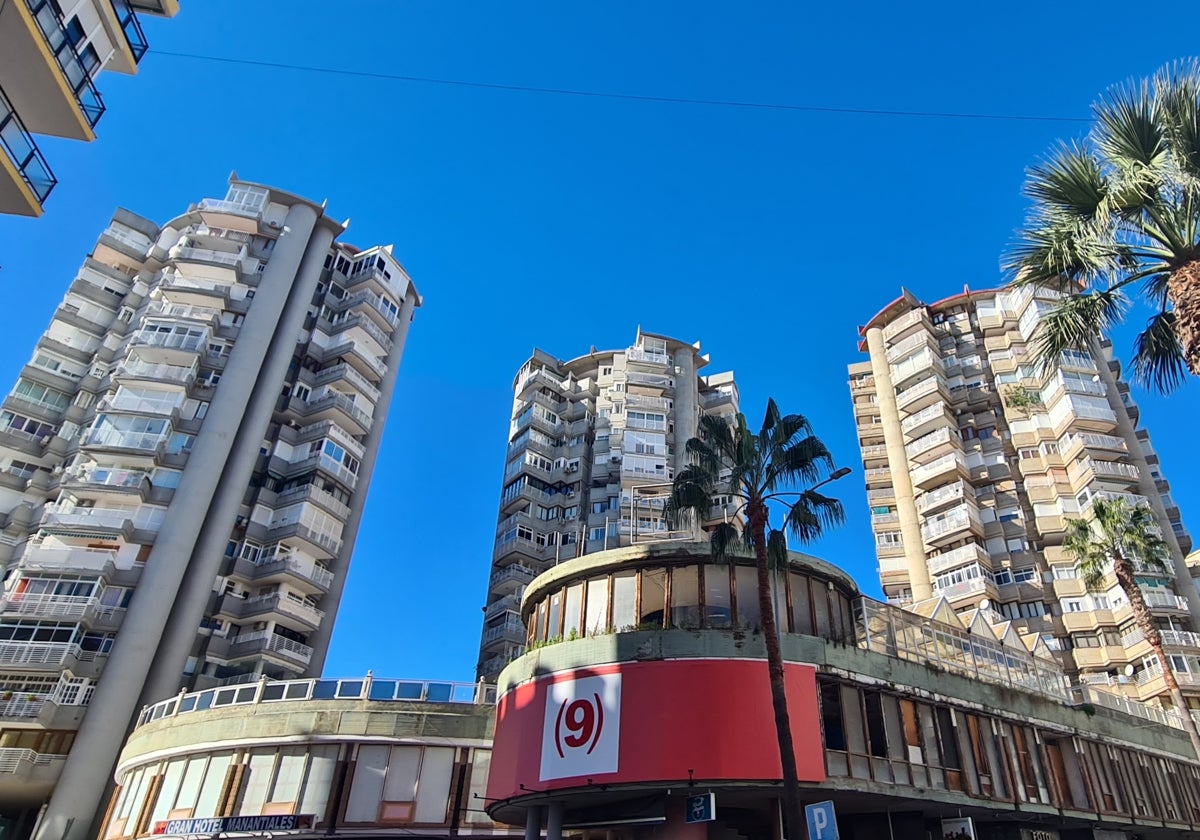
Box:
152;815;315;835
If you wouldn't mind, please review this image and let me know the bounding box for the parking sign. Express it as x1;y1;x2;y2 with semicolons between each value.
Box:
805;801;838;840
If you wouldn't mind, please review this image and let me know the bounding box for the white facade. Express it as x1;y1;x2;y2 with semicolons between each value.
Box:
0;179;419;840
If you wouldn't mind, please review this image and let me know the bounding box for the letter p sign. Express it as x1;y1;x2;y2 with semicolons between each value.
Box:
805;801;838;840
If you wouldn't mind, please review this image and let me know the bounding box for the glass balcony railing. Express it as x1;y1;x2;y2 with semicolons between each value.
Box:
110;0;148;63
25;0;106;127
0;86;56;204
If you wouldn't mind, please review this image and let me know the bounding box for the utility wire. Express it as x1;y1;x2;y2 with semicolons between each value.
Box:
152;50;1091;125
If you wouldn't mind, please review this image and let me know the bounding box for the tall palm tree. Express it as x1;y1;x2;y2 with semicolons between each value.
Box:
666;400;845;839
1005;59;1200;392
1063;497;1200;756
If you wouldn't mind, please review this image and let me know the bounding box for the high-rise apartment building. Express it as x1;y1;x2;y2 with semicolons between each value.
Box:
0;0;179;217
849;285;1200;717
0;178;419;840
476;331;738;681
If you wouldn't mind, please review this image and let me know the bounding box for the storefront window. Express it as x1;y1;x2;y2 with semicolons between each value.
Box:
735;566;762;630
640;569;666;628
705;566;732;628
585;578;608;636
547;590;563;640
790;572;812;635
563;584;583;639
669;566;701;628
612;572;636;631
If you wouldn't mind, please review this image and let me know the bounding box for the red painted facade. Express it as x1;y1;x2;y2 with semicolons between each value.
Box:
486;658;826;802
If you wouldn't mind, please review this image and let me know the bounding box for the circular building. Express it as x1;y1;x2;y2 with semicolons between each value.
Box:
102;677;519;840
486;542;1200;840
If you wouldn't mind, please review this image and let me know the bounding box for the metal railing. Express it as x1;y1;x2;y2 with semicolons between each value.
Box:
0;86;56;203
0;748;62;774
110;0;148;62
856;597;1069;701
138;676;496;727
25;0;105;127
248;553;334;589
170;245;243;267
625;346;670;365
229;630;314;664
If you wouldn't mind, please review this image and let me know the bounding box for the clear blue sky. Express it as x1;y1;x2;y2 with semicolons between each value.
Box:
2;1;1198;682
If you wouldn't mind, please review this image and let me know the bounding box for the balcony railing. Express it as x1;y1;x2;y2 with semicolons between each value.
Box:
243;593;325;625
916;480;968;513
138;676;494;727
197;198;262;218
83;427;164;451
921;506;979;542
115;359;196;384
0;641;81;667
230;630;314;665
169;245;244;267
42;505;133;531
882;309;929;342
625;346;670;365
482;615;527;645
24;0;105;127
111;0;148;62
927;542;988;575
2;592;97;619
132;331;207;353
905;426;955;460
895;376;944;410
0;86;56;204
19;545;118;574
249;553;334;589
490;564;537;589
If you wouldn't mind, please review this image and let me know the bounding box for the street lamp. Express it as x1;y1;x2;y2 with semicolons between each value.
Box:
812;466;853;490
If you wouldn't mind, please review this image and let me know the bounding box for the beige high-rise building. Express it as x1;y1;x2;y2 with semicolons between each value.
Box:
476;331;739;681
849;285;1200;717
0;0;179;217
0;178;420;840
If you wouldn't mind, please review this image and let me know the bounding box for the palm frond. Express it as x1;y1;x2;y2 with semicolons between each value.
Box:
1023;140;1108;218
1093;77;1166;170
765;436;834;491
783;490;846;545
1005;211;1116;287
1156;59;1200;181
1031;290;1126;374
697;413;736;461
767;529;789;571
1131;310;1188;393
708;521;743;564
1062;517;1109;592
665;465;717;531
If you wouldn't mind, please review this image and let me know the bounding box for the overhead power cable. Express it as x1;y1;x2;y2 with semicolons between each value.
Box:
152;50;1091;125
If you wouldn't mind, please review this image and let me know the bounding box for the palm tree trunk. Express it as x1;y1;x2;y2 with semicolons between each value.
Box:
1114;557;1200;757
1168;259;1200;375
748;500;805;839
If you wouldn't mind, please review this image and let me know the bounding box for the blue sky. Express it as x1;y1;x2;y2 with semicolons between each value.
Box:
2;1;1198;682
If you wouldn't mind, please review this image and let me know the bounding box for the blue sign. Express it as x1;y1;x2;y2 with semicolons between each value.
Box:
685;793;716;823
805;801;838;840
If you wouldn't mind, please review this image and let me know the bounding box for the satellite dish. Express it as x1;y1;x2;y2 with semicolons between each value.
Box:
978;598;991;611
1124;664;1135;676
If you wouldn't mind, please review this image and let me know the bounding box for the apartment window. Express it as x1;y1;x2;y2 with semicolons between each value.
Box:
1013;568;1037;583
876;531;902;546
589;527;605;542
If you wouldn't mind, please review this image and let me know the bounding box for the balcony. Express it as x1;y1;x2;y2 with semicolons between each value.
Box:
485;592;523;620
863;467;893;488
882;308;931;343
895;376;948;414
920;503;982;546
240;593;325;629
866;486;895;503
111;0;148;63
132;329;207;355
82;427;165;455
242;553;334;593
1070;458;1142;488
0;85;55;215
19;545;118;578
317;338;387;380
329;289;400;330
113;359;197;387
493;534;555;565
1061;432;1128;463
885;331;938;364
905;426;958;464
1;592;98;620
311;363;381;403
273;484;351;521
265;519;343;559
916;480;971;515
0;640;91;669
327;312;394;353
292;390;372;435
481;613;527;647
285;452;359;491
490;563;537;595
1141;588;1189;612
890;349;941;390
228;631;314;667
625;346;670;366
933;572;995;603
927;542;989;575
0;748;66;785
169;244;244;274
901;402;956;440
21;0;106;128
860;443;888;464
910;451;969;490
40;505;134;537
625;393;671;410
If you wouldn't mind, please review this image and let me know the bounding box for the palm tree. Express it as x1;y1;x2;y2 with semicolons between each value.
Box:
1063;497;1200;756
1005;59;1200;392
666;400;845;839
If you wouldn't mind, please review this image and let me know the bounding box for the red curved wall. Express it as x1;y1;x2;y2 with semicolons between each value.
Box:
486;658;825;802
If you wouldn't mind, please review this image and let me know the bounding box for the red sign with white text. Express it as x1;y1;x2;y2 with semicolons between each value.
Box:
486;658;825;802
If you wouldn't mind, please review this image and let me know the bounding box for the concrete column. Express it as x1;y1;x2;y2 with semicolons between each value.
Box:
1092;342;1200;620
138;217;340;706
306;287;418;673
545;801;564;840
865;326;932;601
672;347;697;476
33;203;324;840
524;805;543;840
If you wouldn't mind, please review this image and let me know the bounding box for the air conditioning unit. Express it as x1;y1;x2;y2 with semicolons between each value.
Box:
610;456;621;463
565;465;578;473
